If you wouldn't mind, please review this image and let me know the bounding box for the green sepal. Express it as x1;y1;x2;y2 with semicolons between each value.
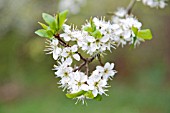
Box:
131;36;137;48
137;29;152;40
66;90;86;99
84;90;94;99
58;10;68;30
42;13;56;30
38;22;48;30
94;94;102;101
132;26;138;36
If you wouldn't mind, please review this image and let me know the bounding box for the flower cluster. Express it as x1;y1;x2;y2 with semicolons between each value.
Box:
54;59;116;104
43;14;152;103
35;0;155;103
141;0;167;8
112;8;144;47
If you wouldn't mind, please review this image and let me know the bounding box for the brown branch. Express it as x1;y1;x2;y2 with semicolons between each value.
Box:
54;34;69;47
73;55;96;74
76;52;86;61
54;34;98;75
73;61;86;72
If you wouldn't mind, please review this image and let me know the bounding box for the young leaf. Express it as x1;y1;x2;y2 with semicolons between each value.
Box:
58;10;68;30
38;22;48;30
94;94;102;101
46;30;54;38
35;29;51;38
42;13;56;30
137;29;152;40
84;26;93;32
91;30;102;38
90;18;96;32
84;91;94;99
55;15;59;31
66;90;86;99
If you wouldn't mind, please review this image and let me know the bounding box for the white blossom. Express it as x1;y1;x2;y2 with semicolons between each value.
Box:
87;70;109;97
61;45;80;61
141;0;167;8
114;7;127;17
54;57;73;90
112;13;143;47
69;71;89;93
44;39;62;60
96;62;116;80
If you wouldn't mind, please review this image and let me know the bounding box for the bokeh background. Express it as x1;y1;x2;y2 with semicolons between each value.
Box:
0;0;170;113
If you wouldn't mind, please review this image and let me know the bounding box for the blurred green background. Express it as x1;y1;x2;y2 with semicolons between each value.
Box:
0;0;170;113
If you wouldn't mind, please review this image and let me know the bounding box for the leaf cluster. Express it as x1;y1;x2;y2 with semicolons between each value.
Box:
35;10;68;39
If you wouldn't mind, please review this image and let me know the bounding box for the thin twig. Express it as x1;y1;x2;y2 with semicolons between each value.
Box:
54;34;69;47
54;34;98;75
85;60;89;76
73;61;86;72
97;54;104;66
126;0;136;14
76;52;86;61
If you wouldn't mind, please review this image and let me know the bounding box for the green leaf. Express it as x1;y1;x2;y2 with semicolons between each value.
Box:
66;90;86;99
84;91;94;99
90;18;96;32
132;26;138;36
46;30;54;38
42;13;56;30
58;10;68;30
84;26;93;32
137;29;152;40
91;30;102;38
94;94;102;101
55;15;59;31
38;22;48;30
35;29;49;38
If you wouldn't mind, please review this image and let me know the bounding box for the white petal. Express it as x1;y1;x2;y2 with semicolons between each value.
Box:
73;54;80;61
71;45;78;52
98;80;107;87
53;52;58;60
52;39;59;45
101;36;109;43
64;36;71;42
65;57;73;65
86;36;95;42
81;84;89;91
96;66;104;72
61;50;68;57
92;89;98;97
104;62;110;69
110;63;114;69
